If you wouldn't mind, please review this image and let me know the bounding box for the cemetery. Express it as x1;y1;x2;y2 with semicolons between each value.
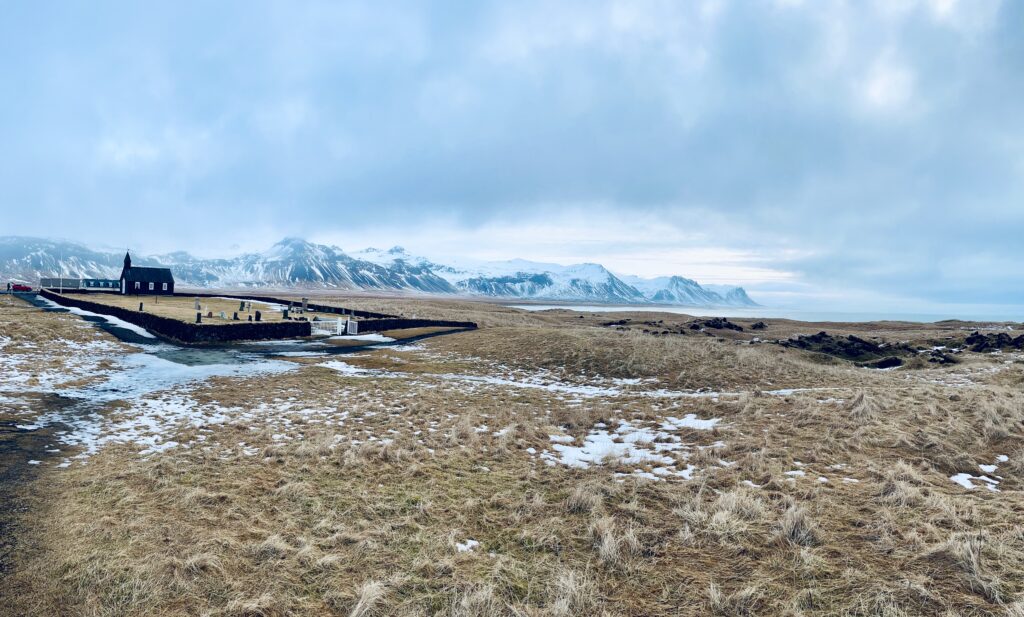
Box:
38;290;476;344
51;293;295;324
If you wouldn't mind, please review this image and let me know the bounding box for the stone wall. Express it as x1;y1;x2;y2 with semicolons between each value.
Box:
40;290;311;344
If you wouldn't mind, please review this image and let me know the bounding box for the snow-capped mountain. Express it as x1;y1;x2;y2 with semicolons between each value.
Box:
0;237;123;282
155;239;457;292
449;261;646;304
622;275;758;307
0;236;758;306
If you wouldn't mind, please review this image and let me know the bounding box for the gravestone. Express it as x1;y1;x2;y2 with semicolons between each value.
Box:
283;309;289;319
219;311;226;319
196;312;202;324
248;315;252;322
255;310;262;322
195;298;201;310
233;312;239;320
139;302;144;311
207;311;213;318
302;297;308;313
239;300;245;311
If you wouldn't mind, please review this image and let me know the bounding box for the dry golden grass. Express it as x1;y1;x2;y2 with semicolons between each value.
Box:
3;294;1024;616
58;292;297;324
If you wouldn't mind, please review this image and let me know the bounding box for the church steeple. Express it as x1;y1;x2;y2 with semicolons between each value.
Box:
123;250;132;270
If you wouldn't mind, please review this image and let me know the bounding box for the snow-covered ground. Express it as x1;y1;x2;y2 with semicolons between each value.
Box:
36;295;156;338
4;335;295;466
538;419;713;480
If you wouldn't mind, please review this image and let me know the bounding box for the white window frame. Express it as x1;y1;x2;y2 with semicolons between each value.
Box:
149;282;154;291
134;282;140;290
162;283;168;291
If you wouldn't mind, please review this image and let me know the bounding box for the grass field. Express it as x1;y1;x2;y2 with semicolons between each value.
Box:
2;293;1023;615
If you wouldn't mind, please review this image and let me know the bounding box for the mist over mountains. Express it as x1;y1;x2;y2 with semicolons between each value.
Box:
0;236;757;307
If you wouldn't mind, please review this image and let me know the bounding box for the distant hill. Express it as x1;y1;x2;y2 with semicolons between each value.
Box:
0;236;758;307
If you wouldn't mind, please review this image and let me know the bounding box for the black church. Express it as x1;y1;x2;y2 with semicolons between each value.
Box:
119;251;175;295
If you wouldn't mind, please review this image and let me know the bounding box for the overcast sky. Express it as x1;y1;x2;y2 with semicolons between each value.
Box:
1;0;1021;311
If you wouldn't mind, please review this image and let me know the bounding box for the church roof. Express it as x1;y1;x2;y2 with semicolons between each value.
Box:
122;266;174;284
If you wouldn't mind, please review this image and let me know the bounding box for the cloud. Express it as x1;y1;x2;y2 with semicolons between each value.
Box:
96;138;161;170
860;52;915;111
0;0;1020;311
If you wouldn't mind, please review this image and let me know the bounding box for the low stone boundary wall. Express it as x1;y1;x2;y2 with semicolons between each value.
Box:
188;292;397;319
352;318;477;333
40;290;312;344
41;291;477;344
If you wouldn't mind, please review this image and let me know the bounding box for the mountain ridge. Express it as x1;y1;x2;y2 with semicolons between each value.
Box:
0;236;758;307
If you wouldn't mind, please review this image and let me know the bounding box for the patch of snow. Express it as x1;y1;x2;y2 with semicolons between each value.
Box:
456;539;480;553
435;372;621;397
37;296;156;338
12;350;294;459
382;344;425;352
321;361;380;376
330;333;395;343
661;414;720;431
539;418;708;481
950;473;1000;492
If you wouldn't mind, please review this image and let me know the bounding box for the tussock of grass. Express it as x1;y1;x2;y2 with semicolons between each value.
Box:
349;579;387;617
927;532;1009;604
708;582;762;616
565;484;603;515
777;505;818;547
878;461;925;507
847;390;878;420
549;568;596;616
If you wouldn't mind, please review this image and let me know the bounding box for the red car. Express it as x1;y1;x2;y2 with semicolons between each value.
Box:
11;284;32;292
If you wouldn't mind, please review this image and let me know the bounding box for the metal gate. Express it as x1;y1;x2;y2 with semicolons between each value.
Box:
310;318;358;335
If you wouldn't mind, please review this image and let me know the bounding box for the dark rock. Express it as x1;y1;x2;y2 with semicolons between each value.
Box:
927;352;958;365
751;321;767;330
778;331;915;363
690;317;743;331
602;319;631;327
863;356;902;369
964;331;1024;352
